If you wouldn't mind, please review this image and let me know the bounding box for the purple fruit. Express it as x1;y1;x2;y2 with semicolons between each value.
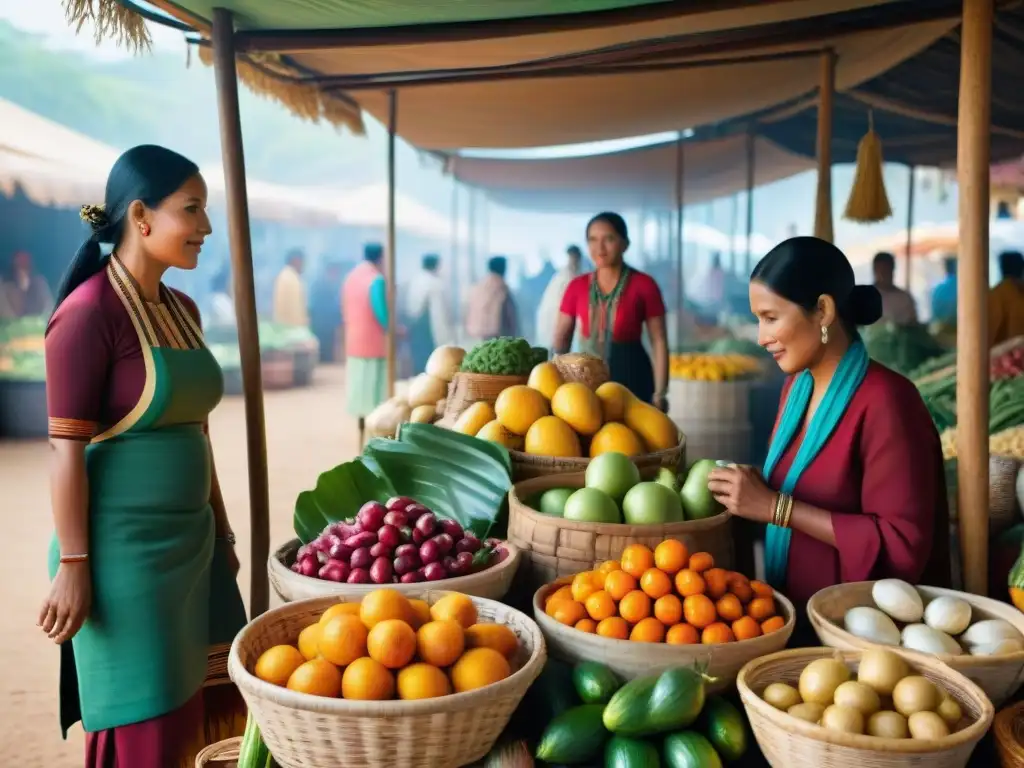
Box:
377;524;402;549
442;555;462;576
370;542;392;559
405;503;429;520
386;496;416;511
347;567;371;584
493;545;510;564
395;543;418;559
419;539;441;565
454;551;475;573
415;513;438;538
318;559;350;582
328;541;353;562
432;533;454;555
455;534;482;554
309;537;331;554
423;562;447;581
297;554;318;577
357;501;388;532
383;510;409;529
350;547;373;570
439;519;464;540
345;531;377;550
412;528;427;545
400;571;424;584
327;521;360;540
370;556;394;584
394;553;420;576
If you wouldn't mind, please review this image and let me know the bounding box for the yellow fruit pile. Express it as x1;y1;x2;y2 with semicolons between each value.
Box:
455;362;679;459
253;589;519;701
670;354;761;381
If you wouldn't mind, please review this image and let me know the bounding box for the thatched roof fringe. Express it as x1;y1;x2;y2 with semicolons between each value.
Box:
63;0;152;54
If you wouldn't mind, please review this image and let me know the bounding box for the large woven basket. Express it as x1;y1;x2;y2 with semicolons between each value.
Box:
268;538;521;603
807;581;1024;707
508;471;732;592
440;371;527;426
509;433;686;481
229;592;546;768
533;579;794;693
737;647;994;768
195;737;241;767
995;701;1024;768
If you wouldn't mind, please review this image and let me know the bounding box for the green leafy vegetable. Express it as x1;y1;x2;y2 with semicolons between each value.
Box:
460;336;534;376
293;460;395;543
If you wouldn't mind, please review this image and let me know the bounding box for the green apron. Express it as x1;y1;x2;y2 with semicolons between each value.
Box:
48;267;247;736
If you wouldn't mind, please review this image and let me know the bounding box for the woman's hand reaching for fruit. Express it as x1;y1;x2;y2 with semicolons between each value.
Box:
706;465;775;523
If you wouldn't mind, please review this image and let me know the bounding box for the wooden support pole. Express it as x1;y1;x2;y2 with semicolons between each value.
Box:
814;50;836;242
744;127;756;274
956;0;993;596
728;192;739;273
675;135;685;348
211;8;270;617
450;176;460;329
385;89;397;397
905;165;916;290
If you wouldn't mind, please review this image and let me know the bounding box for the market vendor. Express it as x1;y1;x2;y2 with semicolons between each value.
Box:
553;212;669;410
39;145;247;767
707;236;949;635
343;242;389;445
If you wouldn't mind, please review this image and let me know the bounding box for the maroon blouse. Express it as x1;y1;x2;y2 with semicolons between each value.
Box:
45;268;201;442
769;361;950;606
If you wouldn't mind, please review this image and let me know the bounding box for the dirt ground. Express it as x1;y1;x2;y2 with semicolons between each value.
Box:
0;365;361;766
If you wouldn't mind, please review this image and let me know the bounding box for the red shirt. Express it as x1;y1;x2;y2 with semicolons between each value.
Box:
559;269;666;343
769;361;950;605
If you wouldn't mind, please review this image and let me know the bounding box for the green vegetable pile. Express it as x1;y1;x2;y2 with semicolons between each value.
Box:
862;322;947;377
460;336;535;376
918;374;1024;435
0;315;47;382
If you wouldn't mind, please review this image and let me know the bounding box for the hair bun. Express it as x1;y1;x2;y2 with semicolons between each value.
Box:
850;284;883;326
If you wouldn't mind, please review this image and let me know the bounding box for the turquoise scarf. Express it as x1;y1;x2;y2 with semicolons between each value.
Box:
762;339;870;588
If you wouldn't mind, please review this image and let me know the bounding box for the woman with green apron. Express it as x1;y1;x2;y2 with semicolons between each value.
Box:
39;145;247;767
553;212;670;410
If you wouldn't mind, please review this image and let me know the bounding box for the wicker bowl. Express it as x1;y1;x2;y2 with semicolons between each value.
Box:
268;538;521;603
509;433;685;481
508;471;732;592
994;701;1024;768
532;578;794;693
195;737;241;767
441;372;527;426
737;647;994;768
808;581;1024;707
229;592;546;768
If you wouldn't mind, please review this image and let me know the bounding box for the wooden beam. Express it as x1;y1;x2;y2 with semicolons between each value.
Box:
386;89;398;398
956;0;993;596
813;50;836;242
744;126;756;274
211;8;271;618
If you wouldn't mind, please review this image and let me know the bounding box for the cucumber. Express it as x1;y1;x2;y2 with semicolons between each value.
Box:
647;668;706;734
536;704;609;764
574;661;623;705
699;696;748;761
662;732;723;768
603;675;659;736
605;735;661;767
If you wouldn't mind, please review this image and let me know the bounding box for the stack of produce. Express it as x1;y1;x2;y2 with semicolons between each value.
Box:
364;345;466;438
543;540;785;645
669;353;762;381
0;315;46;382
292;498;508;586
459;336;546;376
453;361;679;459
862;322;947;377
529;454;724;524
934;375;1024;459
759;648;967;740
837;578;1024;657
252;589;519;701
534;661;748;766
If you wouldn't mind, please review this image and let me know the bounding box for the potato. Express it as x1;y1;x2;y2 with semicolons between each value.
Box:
867;710;909;739
908;711;950;740
787;702;826;723
763;682;802;711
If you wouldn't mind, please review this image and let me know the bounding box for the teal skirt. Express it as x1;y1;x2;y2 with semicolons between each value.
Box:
346;356;387;417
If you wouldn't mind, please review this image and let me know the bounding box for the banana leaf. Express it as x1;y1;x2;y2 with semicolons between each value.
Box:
293;459;396;544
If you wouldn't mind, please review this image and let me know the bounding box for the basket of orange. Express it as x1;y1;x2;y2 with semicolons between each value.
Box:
532;539;795;692
229;589;545;768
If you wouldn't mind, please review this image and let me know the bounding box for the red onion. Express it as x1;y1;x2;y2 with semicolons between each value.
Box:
318;559;350;582
297;554;318;577
328;541;353;562
347;567;371;584
400;571;424;584
415;513;438;538
383;510;409;529
394;553;420;575
395;543;418;560
344;531;377;550
454;551;474;574
422;562;447;581
412;528;427;545
350;547;373;570
369;556;393;584
405;503;430;520
432;533;454;556
419;539;441;565
377;524;402;549
370;542;392;558
439;519;464;540
356;501;388;532
455;534;482;554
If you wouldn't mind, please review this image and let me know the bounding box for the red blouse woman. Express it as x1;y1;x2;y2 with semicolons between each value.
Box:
553;212;669;409
707;237;949;641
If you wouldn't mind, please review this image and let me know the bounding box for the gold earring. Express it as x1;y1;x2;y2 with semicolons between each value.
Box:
821;325;829;344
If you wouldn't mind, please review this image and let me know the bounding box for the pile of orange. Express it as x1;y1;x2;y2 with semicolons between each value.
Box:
542;540;785;645
254;589;520;700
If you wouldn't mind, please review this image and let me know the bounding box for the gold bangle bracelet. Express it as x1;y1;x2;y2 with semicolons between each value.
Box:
779;494;794;529
771;493;783;527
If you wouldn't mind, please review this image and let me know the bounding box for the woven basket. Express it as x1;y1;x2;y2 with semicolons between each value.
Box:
552;353;610;389
195;737;241;767
945;456;1020;533
533;579;794;692
261;351;296;390
737;647;994;768
229;593;546;768
268;538;521;603
995;701;1024;768
441;372;527;426
508;470;732;592
509;433;686;481
807;581;1024;707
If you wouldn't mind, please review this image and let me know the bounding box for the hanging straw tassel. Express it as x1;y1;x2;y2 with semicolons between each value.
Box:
63;0;151;53
843;110;893;223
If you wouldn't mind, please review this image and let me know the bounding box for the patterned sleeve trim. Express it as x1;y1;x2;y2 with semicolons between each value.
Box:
48;417;98;441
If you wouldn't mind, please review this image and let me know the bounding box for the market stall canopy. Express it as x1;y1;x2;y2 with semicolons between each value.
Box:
161;0;960;149
446;134;814;212
310;182;458;240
